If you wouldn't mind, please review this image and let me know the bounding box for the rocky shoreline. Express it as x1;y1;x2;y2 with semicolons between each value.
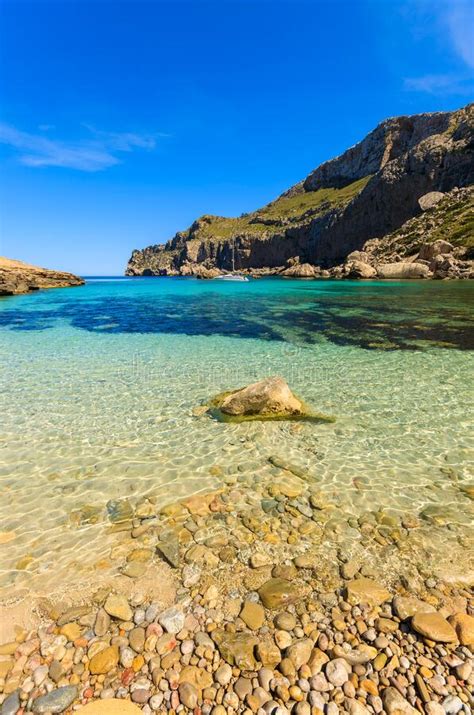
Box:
1;473;472;714
126;229;474;282
0;257;84;296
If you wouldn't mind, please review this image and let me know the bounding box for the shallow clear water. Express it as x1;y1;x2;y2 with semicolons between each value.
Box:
0;277;473;601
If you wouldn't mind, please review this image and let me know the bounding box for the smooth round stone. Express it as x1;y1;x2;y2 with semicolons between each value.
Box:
441;695;464;715
99;689;115;699
326;658;349;686
258;578;303;609
104;594;133;622
455;661;472;680
149;693;164;710
425;703;446;715
411;613;457;643
33;665;49;686
120;646;135;668
275;630;292;648
133;609;146;625
129;627;145;653
258;667;273;690
32;686;78;713
234;677;252;700
179;682;198;709
274;612;296;631
131;689;150;704
215;663;232;686
181;639;194;655
77;701;142;714
89;645;119;674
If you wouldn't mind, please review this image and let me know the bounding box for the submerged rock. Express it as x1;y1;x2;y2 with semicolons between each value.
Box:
212;630;258;670
346;578;390;606
209;376;335;423
156;532;180;568
258;578;305;609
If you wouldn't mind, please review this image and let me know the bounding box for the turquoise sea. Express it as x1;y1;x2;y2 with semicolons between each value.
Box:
0;277;473;602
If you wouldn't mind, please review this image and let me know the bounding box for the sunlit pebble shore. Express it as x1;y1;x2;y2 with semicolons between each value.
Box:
1;475;473;715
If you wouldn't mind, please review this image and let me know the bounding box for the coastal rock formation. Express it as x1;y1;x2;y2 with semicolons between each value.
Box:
0;256;84;295
126;103;474;278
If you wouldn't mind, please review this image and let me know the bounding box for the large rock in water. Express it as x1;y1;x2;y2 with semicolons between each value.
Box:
209;376;334;423
220;377;302;416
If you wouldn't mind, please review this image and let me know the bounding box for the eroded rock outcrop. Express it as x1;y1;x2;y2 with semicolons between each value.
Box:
376;262;432;279
0;257;84;296
280;262;319;278
127;103;474;278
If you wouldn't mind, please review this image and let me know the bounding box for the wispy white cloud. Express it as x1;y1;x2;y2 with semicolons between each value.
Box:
446;0;474;70
0;123;158;171
403;73;474;95
404;0;474;95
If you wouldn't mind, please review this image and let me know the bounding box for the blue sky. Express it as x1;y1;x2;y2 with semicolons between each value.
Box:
0;0;473;275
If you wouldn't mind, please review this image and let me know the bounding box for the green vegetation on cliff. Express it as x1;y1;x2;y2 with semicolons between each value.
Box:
380;187;474;259
183;175;372;242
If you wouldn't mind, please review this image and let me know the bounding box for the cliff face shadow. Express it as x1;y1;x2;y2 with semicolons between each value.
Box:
0;284;473;350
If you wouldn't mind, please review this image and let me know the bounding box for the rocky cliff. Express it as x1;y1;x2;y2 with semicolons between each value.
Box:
126;103;474;277
0;257;84;295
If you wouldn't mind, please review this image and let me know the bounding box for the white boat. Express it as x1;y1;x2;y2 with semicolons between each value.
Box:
217;273;249;281
214;239;249;281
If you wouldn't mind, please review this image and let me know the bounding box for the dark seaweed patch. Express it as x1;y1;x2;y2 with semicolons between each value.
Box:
0;279;473;351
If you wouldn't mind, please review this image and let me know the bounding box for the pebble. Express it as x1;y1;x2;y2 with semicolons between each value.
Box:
411;612;457;643
326;657;350;686
31;685;78;713
240;600;265;629
1;690;20;715
441;695;464;714
158;605;185;634
89;645;119;674
94;608;111;636
103;593;132;621
274;612;296;630
215;663;232;686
